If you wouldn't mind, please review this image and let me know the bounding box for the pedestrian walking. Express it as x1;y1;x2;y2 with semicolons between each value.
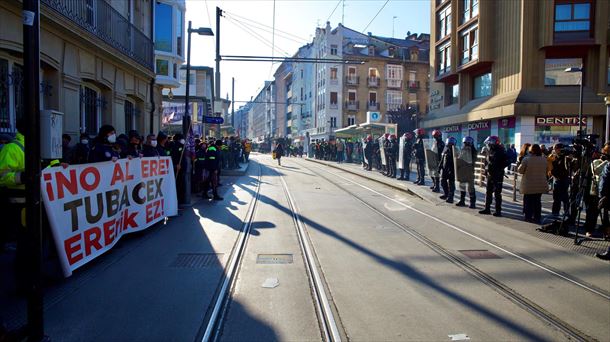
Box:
479;136;508;217
274;141;284;166
518;144;549;223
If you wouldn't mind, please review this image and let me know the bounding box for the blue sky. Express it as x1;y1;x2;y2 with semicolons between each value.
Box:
185;0;431;105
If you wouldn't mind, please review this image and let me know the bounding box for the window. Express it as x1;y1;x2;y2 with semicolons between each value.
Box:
386;90;402;110
330;44;338;55
330;92;338;105
347;115;356;126
125;100;135;132
80;86;101;135
437;43;451;75
386;65;403;88
554;1;591;32
447;83;459;105
173;63;177;79
348;67;357;77
368;46;375;56
330;67;338;80
301;70;304;78
369;68;378;78
156;59;169;76
369;92;377;104
437;5;451;39
460;25;478;65
330;117;337;128
544;58;582;85
176;10;183;56
473;72;492;98
301;88;304;101
155;2;173;52
0;59;24;133
462;0;478;24
348;91;357;102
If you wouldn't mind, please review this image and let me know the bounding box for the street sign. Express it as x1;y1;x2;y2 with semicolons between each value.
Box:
203;116;224;124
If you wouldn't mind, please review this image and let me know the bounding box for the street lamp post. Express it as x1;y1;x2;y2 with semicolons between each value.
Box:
605;95;610;144
565;66;584;138
183;21;213;205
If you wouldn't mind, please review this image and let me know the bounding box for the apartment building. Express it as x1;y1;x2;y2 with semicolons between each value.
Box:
341;30;430;129
273;61;292;138
0;0;156;138
290;43;315;142
427;0;609;148
249;81;275;142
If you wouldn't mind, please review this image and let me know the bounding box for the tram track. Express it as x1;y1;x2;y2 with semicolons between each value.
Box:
199;161;343;342
294;160;600;342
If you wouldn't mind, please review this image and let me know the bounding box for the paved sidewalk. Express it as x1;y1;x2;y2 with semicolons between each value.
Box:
305;158;610;258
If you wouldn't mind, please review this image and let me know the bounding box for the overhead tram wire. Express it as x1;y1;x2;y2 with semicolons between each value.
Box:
361;0;390;33
203;0;212;28
224;16;292;57
226;15;308;45
222;10;310;43
220;55;365;64
326;0;342;23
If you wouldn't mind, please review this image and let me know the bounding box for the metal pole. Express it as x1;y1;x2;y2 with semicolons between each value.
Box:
578;67;583;138
605;96;610;144
215;7;222;138
231;77;235;128
181;21;193;206
23;0;44;339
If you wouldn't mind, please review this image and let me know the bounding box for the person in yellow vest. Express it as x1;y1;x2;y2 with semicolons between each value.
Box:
243;139;252;162
0;119;26;294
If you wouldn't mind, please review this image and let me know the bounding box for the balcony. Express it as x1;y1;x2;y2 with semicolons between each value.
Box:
329;102;339;109
367;101;379;111
407;81;420;92
386;79;402;89
367;77;380;87
345;100;359;111
330;78;339;85
42;0;154;71
346;76;359;86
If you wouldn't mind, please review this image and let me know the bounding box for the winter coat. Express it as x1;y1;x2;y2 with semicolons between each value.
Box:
439;145;455;178
518;155;549;195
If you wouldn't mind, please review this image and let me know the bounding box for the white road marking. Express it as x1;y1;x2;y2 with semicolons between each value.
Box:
316;166;610;301
262;278;279;288
448;333;470;341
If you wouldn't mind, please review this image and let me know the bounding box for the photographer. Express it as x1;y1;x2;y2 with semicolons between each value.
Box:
548;143;571;217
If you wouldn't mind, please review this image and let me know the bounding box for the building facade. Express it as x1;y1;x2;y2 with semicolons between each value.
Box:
290;43;315;143
1;0;156;138
427;0;609;148
273;61;292;138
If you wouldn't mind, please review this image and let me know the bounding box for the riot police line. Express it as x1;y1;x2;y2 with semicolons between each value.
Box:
329;129;610;259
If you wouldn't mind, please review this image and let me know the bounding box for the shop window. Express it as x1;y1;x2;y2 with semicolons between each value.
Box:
437;5;451;40
544;58;582;86
554;1;591;33
156;59;169;76
473;72;492;98
80;85;101;135
460;25;478;65
437;43;451;76
155;2;173;52
462;0;479;24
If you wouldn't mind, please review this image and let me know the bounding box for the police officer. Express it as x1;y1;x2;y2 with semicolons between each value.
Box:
413;128;426;185
430;129;445;193
388;134;398;178
439;136;456;203
364;135;374;171
479;136;508;216
194;141;207;195
398;132;414;181
455;136;478;209
373;136;381;170
89;125;120;163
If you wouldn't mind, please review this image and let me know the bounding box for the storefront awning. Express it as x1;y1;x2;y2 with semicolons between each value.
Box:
334;125;359;137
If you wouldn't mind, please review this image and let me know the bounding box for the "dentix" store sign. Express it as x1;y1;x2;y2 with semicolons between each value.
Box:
535;116;587;126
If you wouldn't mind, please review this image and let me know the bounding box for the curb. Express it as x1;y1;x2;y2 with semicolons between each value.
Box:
304;158;428;203
221;162;250;176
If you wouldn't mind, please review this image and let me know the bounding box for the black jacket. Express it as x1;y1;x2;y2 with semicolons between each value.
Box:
413;138;425;161
403;139;413;161
143;144;160;157
439;145;455;177
485;144;508;179
389;139;399;159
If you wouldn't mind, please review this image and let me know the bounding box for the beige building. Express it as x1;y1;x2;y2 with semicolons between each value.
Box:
427;0;609;148
0;0;157;139
341;32;430;128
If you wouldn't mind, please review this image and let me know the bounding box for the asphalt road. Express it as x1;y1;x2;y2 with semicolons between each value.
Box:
217;154;609;341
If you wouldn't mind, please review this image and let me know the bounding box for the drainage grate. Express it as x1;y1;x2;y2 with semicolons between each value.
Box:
458;250;501;259
257;254;294;264
170;253;224;268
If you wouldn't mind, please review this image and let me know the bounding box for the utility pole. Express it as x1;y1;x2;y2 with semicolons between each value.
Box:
23;0;44;339
231;77;235;129
342;0;345;25
215;7;222;138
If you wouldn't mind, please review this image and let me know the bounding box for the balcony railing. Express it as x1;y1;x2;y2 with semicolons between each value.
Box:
345;100;359;111
42;0;154;71
346;76;359;86
367;77;380;87
386;79;402;89
407;80;420;92
330;78;339;85
329;102;339;109
367;101;379;111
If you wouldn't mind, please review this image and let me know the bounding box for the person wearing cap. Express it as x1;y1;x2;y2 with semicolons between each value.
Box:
89;125;120;163
143;134;160;157
71;133;91;164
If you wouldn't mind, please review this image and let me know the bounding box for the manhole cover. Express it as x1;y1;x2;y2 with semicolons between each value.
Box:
458;250;501;259
170;253;224;268
257;254;293;264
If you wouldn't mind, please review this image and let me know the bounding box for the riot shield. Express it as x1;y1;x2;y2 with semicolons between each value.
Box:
379;137;387;166
362;140;369;165
453;145;475;186
397;136;405;170
424;138;439;177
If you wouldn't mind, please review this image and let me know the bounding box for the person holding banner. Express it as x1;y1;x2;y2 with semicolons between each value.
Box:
70;133;91;165
89;125;120;163
142;134;160;157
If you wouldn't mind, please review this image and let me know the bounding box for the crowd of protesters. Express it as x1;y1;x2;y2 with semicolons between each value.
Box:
313;128;610;260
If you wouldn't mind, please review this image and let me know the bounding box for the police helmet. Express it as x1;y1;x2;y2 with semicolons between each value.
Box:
462;136;474;145
445;136;457;145
484;135;500;145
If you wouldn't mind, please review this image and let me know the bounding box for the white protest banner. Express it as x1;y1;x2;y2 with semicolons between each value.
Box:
41;157;178;277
